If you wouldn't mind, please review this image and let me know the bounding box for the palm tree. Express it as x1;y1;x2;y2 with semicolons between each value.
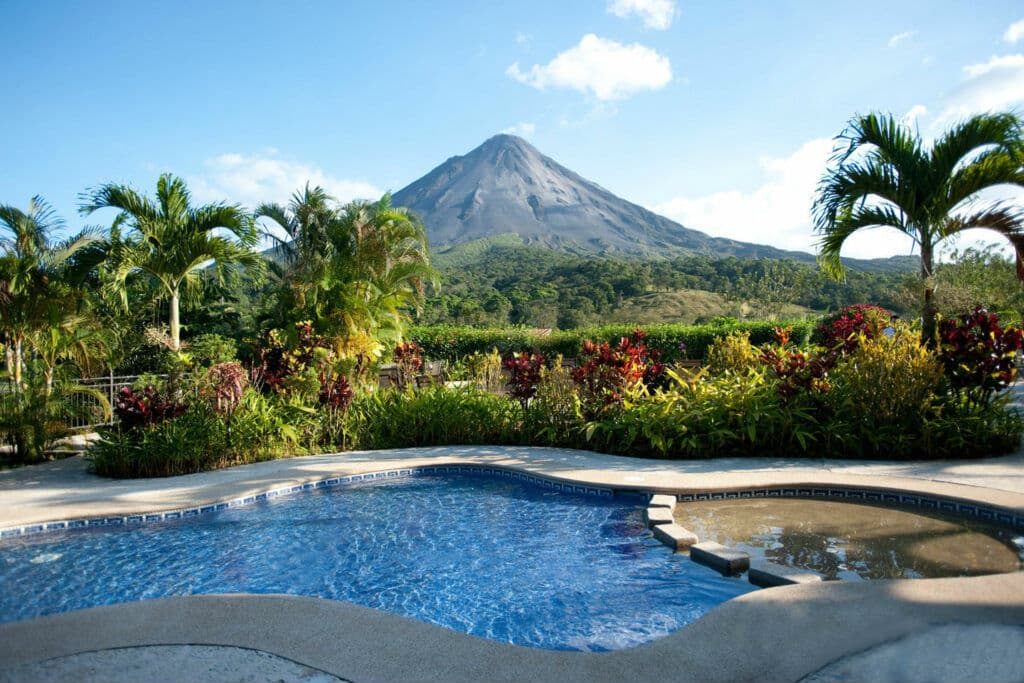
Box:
0;197;100;382
0;198;109;462
81;174;264;352
328;194;437;344
814;112;1024;343
255;184;339;322
257;189;437;346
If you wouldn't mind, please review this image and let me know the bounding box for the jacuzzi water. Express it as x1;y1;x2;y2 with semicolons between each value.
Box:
0;474;752;651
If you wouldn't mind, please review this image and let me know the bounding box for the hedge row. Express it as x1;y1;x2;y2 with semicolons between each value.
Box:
409;319;816;364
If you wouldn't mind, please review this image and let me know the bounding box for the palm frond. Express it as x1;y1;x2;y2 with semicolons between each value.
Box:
929;112;1024;182
943;203;1024;278
816;205;913;279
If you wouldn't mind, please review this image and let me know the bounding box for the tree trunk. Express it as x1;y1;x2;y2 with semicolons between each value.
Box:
169;289;180;352
920;243;938;347
13;338;23;386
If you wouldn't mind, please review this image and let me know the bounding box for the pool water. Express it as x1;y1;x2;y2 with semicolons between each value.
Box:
675;498;1024;581
0;475;752;651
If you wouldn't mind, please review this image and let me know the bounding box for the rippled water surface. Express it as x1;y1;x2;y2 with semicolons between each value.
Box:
676;498;1024;581
0;475;752;650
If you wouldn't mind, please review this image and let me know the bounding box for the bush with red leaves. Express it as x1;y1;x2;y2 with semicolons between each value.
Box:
393;341;424;388
503;351;544;407
114;385;186;430
813;304;893;353
572;329;666;417
251;322;330;393
206;362;248;415
759;327;838;401
939;306;1024;405
319;373;354;411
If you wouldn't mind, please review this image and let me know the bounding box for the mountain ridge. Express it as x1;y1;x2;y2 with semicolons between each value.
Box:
392;134;911;271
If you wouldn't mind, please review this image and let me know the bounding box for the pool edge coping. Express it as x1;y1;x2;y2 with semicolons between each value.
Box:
2;452;1023;539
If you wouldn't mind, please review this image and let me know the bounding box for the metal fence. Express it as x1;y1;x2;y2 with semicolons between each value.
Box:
68;374;148;430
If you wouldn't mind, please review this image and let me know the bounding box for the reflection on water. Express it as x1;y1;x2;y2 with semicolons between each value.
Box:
675;498;1024;581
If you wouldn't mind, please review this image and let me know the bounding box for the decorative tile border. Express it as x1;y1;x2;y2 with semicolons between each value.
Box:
671;487;1024;530
0;465;614;542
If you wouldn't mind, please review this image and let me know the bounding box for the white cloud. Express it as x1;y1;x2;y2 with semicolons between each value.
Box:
607;0;676;30
515;32;530;46
887;30;918;48
901;104;928;126
500;122;536;137
933;54;1024;127
1004;18;1024;43
188;152;382;210
652;138;918;259
506;34;672;101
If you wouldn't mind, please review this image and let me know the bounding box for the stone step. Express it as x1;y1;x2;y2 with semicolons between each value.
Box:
651;523;699;551
691;541;750;576
648;494;676;509
748;561;824;588
644;506;674;527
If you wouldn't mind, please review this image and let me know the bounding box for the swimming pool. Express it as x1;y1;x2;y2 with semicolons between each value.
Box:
0;473;752;651
675;497;1024;580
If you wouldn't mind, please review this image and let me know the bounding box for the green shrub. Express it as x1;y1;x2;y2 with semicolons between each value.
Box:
832;328;943;426
89;389;304;478
705;330;760;375
465;348;504;392
0;363;108;464
409;320;815;365
186;334;238;368
585;368;821;458
922;394;1024;458
525;360;582;446
348;385;520;449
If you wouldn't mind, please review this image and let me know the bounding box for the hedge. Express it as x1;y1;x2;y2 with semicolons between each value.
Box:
409;319;816;364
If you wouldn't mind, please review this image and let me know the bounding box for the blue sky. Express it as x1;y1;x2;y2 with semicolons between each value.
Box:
2;0;1023;259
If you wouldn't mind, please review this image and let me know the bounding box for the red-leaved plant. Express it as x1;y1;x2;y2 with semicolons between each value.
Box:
251;322;330;393
114;385;187;430
759;327;838;401
394;341;424;389
813;304;893;353
319;373;354;411
503;351;544;408
572;329;666;418
205;362;248;416
939;306;1023;406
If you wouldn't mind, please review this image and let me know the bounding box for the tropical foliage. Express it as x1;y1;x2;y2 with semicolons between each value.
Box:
80;174;264;352
814;112;1024;343
258;188;436;351
6;109;1024;471
0;198;109;461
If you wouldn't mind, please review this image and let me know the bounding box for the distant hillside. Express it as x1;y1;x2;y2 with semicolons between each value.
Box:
420;245;910;329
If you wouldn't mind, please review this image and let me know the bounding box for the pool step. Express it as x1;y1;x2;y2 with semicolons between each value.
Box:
644;506;674;526
690;541;750;576
748;562;824;588
648;494;676;509
651;523;699;551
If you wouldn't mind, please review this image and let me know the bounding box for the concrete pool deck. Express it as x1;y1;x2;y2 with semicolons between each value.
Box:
1;445;1023;682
